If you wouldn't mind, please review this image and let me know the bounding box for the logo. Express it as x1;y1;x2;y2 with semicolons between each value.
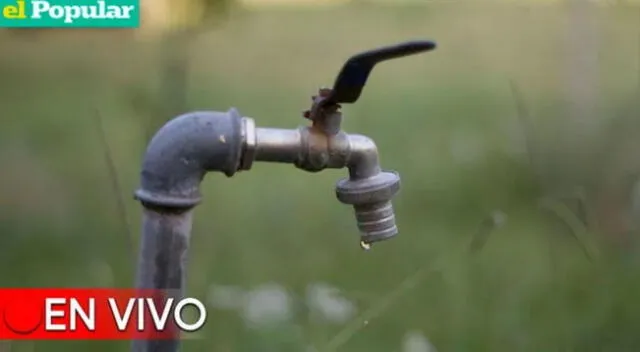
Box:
0;0;139;27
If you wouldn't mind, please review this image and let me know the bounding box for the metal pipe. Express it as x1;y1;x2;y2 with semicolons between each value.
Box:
254;127;301;164
132;208;191;352
132;109;245;352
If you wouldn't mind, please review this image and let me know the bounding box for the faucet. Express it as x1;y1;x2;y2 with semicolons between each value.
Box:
132;40;436;351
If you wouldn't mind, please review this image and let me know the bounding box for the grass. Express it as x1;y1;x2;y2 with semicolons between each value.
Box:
1;3;640;351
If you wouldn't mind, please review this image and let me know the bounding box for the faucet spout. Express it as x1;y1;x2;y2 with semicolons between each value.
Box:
346;134;382;179
338;134;401;245
244;119;401;246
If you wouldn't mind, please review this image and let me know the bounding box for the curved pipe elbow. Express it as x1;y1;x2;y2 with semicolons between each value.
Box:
134;109;245;209
347;134;382;179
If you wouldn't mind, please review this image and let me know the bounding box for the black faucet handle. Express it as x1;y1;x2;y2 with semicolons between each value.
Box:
319;40;437;109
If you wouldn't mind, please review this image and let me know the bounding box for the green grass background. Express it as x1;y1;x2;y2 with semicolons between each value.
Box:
2;3;640;351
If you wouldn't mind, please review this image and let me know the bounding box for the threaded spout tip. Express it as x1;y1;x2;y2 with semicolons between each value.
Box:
335;170;401;246
354;201;398;244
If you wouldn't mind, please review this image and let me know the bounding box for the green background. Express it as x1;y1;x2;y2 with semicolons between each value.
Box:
2;2;640;351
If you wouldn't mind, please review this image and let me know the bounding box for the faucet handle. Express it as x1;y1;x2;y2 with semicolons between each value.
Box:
318;40;437;110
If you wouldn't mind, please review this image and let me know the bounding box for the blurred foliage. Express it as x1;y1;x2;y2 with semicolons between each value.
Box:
2;2;640;351
157;0;234;30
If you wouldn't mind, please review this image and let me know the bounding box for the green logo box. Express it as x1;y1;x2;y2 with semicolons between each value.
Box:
0;0;139;28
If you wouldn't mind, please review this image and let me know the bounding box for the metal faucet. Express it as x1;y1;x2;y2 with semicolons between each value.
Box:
132;40;436;351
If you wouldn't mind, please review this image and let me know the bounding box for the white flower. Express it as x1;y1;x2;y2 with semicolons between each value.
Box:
402;331;437;352
241;283;293;328
306;282;356;324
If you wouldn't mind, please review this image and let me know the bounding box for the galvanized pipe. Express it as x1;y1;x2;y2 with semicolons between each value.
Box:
132;208;192;352
254;127;301;164
132;110;245;352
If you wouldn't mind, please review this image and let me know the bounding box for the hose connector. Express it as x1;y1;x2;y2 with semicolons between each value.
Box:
335;171;401;246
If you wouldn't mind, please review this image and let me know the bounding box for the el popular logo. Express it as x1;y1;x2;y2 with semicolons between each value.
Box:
0;0;139;27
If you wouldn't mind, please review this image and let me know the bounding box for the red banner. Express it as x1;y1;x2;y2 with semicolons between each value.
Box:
0;289;207;340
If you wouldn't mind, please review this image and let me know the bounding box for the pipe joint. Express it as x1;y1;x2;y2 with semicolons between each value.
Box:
134;109;245;210
294;126;350;172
